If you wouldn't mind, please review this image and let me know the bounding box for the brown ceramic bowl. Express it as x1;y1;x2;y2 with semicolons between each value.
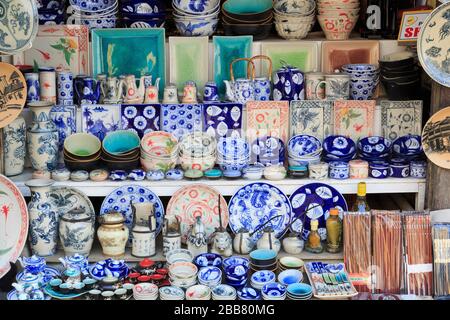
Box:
222;9;273;24
64;150;101;162
101;156;141;171
64;157;100;172
222;21;273;40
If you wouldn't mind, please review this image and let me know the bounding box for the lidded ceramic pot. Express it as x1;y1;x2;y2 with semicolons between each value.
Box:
59;211;95;256
410;161;427;178
369;161;390;179
97;212;129;258
308;162;329;180
329;161;349;180
349;160;369;179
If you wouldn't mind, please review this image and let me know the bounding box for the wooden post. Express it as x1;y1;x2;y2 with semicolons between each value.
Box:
426;82;450;210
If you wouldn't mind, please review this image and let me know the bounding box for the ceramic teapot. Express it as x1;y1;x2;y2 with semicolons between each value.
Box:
120;74;143;103
74;77;101;104
102;77;124;104
138;74;160;99
273;61;305;101
256;226;281;253
224;58;256;104
58;253;89;272
187;216;208;257
17;255;46;274
232;228;255;255
249;55;273;101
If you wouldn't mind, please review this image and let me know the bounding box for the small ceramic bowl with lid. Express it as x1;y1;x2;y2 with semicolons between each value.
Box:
389;162;410;178
263;165;286;181
289;165;308;179
308;162;329;179
369;161;390;179
410;160;427;178
329;161;349;180
349;160;369;179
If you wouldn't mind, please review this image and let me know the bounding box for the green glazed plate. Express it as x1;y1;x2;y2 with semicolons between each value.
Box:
91;28;166;96
213;36;253;98
44;284;89;300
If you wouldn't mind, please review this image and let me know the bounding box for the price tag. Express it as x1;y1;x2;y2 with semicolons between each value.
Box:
398;10;432;44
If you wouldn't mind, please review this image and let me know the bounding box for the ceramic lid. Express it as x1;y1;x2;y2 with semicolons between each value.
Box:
100;212;125;224
139;258;155;268
184;169;204;178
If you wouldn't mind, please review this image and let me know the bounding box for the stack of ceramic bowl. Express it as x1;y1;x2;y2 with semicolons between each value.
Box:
278;269;303;287
67;0;118;29
273;0;316;40
286;283;312;300
261;282;287;300
380;52;420;100
193;253;222;269
287;135;322;167
223;256;250;270
278;256;305;272
159;286;185;300
179;132;217;172
341;64;380;100
169;262;198;289
37;0;67;25
249;249;278;273
222;0;273;40
63;133;101;171
212;284;237;300
250;136;286;167
358;136;392;162
173;0;220;36
224;264;249;289
250;270;276;290
101;130;141;171
166;249;194;266
133;283;158;300
140;131;178;172
237;287;261;300
217;137;250;178
186;285;211;300
392;135;424;162
317;0;359;40
322;135;356;163
197;266;222;288
120;0;166;28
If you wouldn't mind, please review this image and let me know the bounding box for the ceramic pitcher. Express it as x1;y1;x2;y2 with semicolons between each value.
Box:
273;61;305;101
224;58;256;104
102;77;123;104
120;75;143;103
25;73;40;103
25;179;59;256
27;101;59;172
3;115;26;176
249;55;273;101
138;74;160;99
74;77;101;104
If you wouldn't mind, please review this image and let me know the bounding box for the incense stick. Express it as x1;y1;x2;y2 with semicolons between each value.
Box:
433;223;450;297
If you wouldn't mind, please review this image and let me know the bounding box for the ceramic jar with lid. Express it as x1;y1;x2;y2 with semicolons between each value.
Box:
97;212;129;258
132;225;156;258
369;162;390;179
329;161;350;180
308;162;329;180
389;162;410;178
349;160;369;179
410;161;427;178
59;211;95;256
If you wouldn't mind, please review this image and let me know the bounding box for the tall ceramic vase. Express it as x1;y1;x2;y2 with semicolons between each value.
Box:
27;101;59;172
25;179;59;256
3;115;26;176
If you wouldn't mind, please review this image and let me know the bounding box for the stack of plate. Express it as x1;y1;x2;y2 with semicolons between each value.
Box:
342;64;380;100
166;249;194;265
212;284;237;300
173;0;220;36
250;270;276;290
140;131;179;172
197;266;222;288
250;136;286;167
287;135;322;167
278;269;303;287
261;282;287;300
322;135;356;163
120;0;166;28
133;283;158;300
357;136;392;162
168;261;198;289
286;283;313;300
317;0;359;40
237;287;261;300
101;130;141;171
224;264;249;289
186;285;211;300
274;0;316;40
179;132;217;172
67;0;118;29
159;286;185;300
392;135;424;162
249;249;278;272
217;137;250;178
278;256;305;272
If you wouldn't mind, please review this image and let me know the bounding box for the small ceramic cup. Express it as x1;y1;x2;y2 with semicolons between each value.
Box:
50;278;62;291
101;291;115;300
305;72;326;100
309;162;329;180
114;288;127;300
410;161;427;178
349;160;369;179
89;289;102;300
329;161;350;179
319;74;350;100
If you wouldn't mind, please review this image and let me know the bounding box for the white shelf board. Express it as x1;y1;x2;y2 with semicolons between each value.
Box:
11;169;426;197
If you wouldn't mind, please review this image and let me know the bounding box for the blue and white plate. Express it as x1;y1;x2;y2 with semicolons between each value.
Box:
100;185;164;240
7;289;51;300
289;183;348;240
323;135;356;157
228;182;293;243
193;253;222;268
288;135;321;157
251;270;276;285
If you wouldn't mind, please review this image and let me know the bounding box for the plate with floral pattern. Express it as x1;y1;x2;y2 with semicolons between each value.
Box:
0;174;28;279
166;184;228;244
228;182;293;243
100;185;165;239
0;0;39;54
418;2;450;88
289;183;347;241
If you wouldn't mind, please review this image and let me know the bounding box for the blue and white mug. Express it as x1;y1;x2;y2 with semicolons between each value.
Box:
25;73;40;103
203;81;219;102
57;71;74;105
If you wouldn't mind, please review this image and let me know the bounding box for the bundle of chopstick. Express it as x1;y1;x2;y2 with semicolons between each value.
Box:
372;210;403;294
432;223;450;297
403;212;433;296
343;212;372;292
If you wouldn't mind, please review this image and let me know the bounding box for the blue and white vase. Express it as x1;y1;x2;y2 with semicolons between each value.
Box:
59;212;94;256
25;73;40;103
57;71;74;105
25;179;59;257
27;101;59;172
3;115;26;176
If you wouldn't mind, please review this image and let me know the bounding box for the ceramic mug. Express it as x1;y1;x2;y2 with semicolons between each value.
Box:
57;71;74;105
163;84;179;104
25;72;40;103
305;72;326;100
182;81;197;103
203;81;219;102
39;67;56;103
144;86;159;103
319;74;350;100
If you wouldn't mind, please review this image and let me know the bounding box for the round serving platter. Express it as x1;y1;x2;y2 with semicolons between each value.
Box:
0;62;27;128
48;186;95;222
422;105;450;169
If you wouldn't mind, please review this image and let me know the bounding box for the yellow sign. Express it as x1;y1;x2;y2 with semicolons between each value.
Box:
398;10;432;44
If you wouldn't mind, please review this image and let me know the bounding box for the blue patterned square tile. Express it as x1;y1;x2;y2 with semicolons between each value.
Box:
81;104;121;141
203;102;243;139
161;104;203;140
121;104;161;138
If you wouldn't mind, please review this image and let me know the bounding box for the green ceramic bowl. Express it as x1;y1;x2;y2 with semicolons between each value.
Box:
64;133;102;158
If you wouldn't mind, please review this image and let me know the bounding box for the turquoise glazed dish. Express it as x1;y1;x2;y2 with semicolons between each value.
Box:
102;130;140;155
91;28;166;96
223;0;272;14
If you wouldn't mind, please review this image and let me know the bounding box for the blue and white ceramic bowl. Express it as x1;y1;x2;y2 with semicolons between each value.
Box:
277;269;303;286
120;0;165;14
410;161;427;178
288;134;322;158
342;64;379;73
251;136;286;166
223;256;250;269
369;161;390;179
323;135;356;157
128;169;146;181
69;0;118;13
224;264;249;282
217;137;250;160
237;287;260;300
329;161;350;180
212;284;236;300
173;0;220;15
250;270;276;289
193;253;222;268
392;135;423;156
174;19;218;36
358;136;392;156
261;282;286;300
198;266;222;287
